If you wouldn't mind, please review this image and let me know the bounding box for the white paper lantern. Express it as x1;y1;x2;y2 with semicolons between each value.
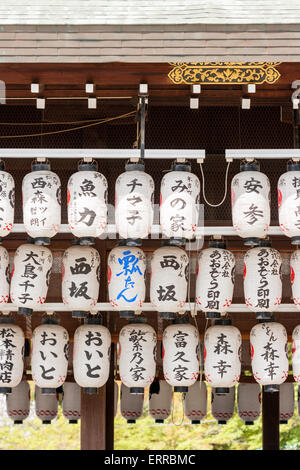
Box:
10;243;53;316
292;325;300;383
22;163;61;244
73;321;111;394
62;245;100;318
183;381;207;424
162;320;200;392
0;246;10;305
290;251;300;309
108;245;146;317
67;163;108;244
120;382;144;424
279;383;294;424
35;385;58;424
160;163;200;240
31;320;69;394
0;320;24;394
237;383;261;425
62;382;81;423
278;163;300;244
0;168;14;238
114;381;119;418
149;380;172;423
195;243;235;318
119;320;156;393
250;322;288;391
150;246;189;319
243;246;282;320
211;386;235;425
231;163;270;245
6;380;30;424
204;320;241;392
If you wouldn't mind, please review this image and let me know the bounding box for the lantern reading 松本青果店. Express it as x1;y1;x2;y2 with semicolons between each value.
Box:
0;319;24;394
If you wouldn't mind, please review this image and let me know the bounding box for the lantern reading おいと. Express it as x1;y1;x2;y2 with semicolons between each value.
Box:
211;386;235;425
0;319;24;394
183;381;207;424
149;380;172;423
278;161;300;244
62;382;81;424
0;165;14;238
35;385;58;424
6;380;30;424
237;383;261;425
279;383;294;424
120;383;144;424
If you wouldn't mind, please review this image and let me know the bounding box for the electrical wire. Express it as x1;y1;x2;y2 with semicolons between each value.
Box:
199;161;231;208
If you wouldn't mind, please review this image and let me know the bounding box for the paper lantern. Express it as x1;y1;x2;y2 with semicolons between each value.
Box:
279;383;294;424
22;161;61;244
0;319;24;394
115;162;154;242
292;325;300;382
243;245;282;320
120;382;144;424
237;383;261;425
35;385;58;424
149;380;172;423
162;319;200;392
195;241;235;319
62;382;81;424
150;245;189;319
0;246;10;305
119;319;156;393
211;386;235;425
290;251;300;309
67;161;108;245
6;380;30;424
160;162;200;242
231;161;270;245
0;166;14;239
73;319;111;394
183;381;207;424
250;321;288;391
204;319;241;393
10;243;53;316
108;245;146;318
278;162;300;244
114;381;119;418
62;245;100;318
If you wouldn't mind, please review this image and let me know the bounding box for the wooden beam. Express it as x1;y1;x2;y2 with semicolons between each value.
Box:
262;386;280;450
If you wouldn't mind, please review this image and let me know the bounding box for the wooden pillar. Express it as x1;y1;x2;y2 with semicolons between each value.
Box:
105;342;115;450
80;386;107;450
262;387;280;450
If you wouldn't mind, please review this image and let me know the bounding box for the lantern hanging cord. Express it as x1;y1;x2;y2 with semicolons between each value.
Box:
199;161;231;207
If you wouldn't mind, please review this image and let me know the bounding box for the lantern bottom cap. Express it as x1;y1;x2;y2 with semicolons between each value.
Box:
218;420;227;425
174;386;188;393
205;312;221;319
127;419;136;424
69;420;78;424
130;387;144;394
0;387;11;394
191;420;201;425
245;421;254;425
14;420;23;424
264;384;279;393
280;420;288;424
291;236;300;245
42;420;52;425
155;419;164;424
72;311;88;319
160;312;176;320
119;238;142;247
79;237;95;246
243;237;261;247
32;237;51;246
215;387;230;395
256;312;273;321
18;307;33;316
41;388;57;395
119;310;135;319
83;387;98;394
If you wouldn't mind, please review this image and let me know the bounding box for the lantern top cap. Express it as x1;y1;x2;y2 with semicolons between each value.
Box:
214;318;232;326
119;238;142;247
257;238;272;247
0;160;5;171
240;159;260;172
173;316;190;324
78;160;98;172
125;159;145;172
42;316;59;325
287;160;300;172
128;316;147;324
0;316;14;324
171;161;191;172
208;239;227;249
84;316;103;325
162;238;186;247
31;160;51;172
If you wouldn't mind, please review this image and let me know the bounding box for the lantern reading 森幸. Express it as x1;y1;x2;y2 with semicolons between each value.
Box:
278;161;300;244
62;245;100;318
204;319;241;394
0;164;14;239
62;382;81;424
6;380;30;424
10;243;53;316
149;380;172;423
195;240;235;319
120;383;144;424
231;160;270;246
243;244;282;320
0;318;24;394
22;161;61;245
67;160;108;246
279;383;294;424
108;245;146;318
35;385;58;424
183;380;207;425
211;386;235;425
250;321;288;392
237;383;261;425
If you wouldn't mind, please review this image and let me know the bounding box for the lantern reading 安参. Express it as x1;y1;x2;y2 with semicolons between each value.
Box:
183;381;207;425
211;386;235;425
278;161;300;244
35;385;58;424
0;319;24;394
237;383;261;425
149;380;172;423
279;383;294;424
62;382;81;424
6;380;30;424
0;165;14;238
120;383;144;424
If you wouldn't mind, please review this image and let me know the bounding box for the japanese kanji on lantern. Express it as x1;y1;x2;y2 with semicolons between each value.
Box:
119;318;156;394
67;160;108;246
150;244;189;319
62;382;81;424
237;383;261;425
120;382;144;424
292;325;300;382
149;379;172;423
204;319;241;394
73;318;111;394
115;160;154;244
108;244;146;319
22;160;61;245
0;162;14;239
162;318;200;392
62;245;100;318
290;251;300;309
211;386;235;425
278;161;300;244
35;385;58;424
279;383;294;424
160;161;200;243
6;380;30;425
183;381;207;425
10;243;53;316
231;160;270;246
0;318;24;394
250;321;288;392
195;240;235;319
0;245;10;305
31;317;69;394
243;243;282;320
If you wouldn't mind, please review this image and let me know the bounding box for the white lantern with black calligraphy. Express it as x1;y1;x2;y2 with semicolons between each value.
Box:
162;318;200;392
291;325;300;383
120;382;144;424
160;161;200;242
183;381;207;424
119;319;156;394
73;318;111;394
243;244;282;320
0;246;10;305
67;161;108;245
62;382;81;424
22;161;61;245
35;385;58;424
278;161;300;244
0;319;24;394
279;383;294;424
237;383;261;425
290;251;300;310
114;381;119;417
108;245;146;318
0;164;14;239
149;380;172;423
115;161;154;242
211;386;235;425
195;240;235;319
62;245;100;318
231;160;270;245
150;245;189;319
10;243;52;316
204;319;241;393
6;380;30;424
31;318;69;394
250;321;288;391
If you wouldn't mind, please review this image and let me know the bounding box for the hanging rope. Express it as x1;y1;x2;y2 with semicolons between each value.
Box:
199;161;231;208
